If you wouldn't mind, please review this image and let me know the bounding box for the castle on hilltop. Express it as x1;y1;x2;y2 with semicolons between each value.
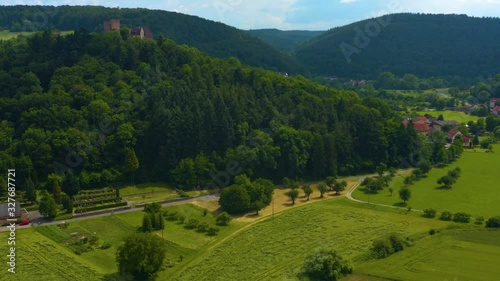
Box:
103;19;153;40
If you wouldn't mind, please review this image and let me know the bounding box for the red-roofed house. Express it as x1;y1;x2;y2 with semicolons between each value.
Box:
402;120;430;134
492;106;500;115
490;98;500;109
447;130;471;147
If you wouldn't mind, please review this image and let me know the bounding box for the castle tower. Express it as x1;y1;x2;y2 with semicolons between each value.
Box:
104;19;120;33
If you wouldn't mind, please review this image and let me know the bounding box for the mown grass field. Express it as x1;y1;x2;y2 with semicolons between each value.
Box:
417;110;479;123
0;228;101;281
3;181;499;281
353;145;500;217
169;198;451;281
356;228;500;281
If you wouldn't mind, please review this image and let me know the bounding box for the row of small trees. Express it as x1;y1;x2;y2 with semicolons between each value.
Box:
424;208;500;227
437;167;461;189
283;177;348;205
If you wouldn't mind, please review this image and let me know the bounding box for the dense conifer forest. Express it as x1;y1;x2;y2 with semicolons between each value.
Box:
0;29;422;193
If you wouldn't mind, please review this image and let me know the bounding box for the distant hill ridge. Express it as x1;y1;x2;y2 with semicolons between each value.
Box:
0;5;300;73
295;13;500;79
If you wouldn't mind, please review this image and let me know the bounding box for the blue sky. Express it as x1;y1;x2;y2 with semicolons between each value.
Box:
4;0;500;30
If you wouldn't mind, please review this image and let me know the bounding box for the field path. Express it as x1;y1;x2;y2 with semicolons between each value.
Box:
346;176;426;213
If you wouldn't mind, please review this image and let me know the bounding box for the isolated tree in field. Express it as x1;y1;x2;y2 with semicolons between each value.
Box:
124;147;139;184
302;185;313;200
25;177;37;203
333;180;347;195
287;189;299;205
39;191;58;219
437;175;454;189
317;183;328;198
216;212;232;226
325;176;337;191
302;249;353;281
399;187;411;203
388;187;394;196
116;233;167;280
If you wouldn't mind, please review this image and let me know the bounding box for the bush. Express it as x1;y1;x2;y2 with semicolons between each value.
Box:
372;238;393;258
372;233;405;258
180;191;190;198
216;212;232;226
100;242;111;249
429;229;436;235
166;211;178;221
303;249;353;281
388;234;405;252
184;218;199;229
177;215;186;224
440;211;453;221
197;222;209;233
423;208;437;218
486;216;500;228
74;201;127;214
453;212;471;223
475;216;485;225
207;226;219;236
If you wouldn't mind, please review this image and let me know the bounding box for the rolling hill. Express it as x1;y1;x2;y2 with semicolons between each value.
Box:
247;29;324;54
0;5;299;73
295;13;500;79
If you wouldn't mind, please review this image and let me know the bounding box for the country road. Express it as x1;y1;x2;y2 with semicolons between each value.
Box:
2;170;416;233
0;193;220;232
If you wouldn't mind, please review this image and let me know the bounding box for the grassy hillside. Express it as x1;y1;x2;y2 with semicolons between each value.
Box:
2;196;498;280
353;145;500;217
0;5;299;73
247;29;324;54
296;13;500;78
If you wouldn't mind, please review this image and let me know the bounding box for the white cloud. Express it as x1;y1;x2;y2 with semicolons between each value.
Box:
340;0;357;3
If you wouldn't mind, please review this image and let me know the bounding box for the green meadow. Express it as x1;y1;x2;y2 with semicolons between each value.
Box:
417;110;479;123
352;145;500;217
2;182;499;280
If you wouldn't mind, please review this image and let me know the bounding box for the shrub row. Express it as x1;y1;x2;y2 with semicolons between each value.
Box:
424;208;500;227
75;202;127;214
74;198;120;208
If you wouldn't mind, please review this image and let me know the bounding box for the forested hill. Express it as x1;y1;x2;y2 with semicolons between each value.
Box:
0;5;299;73
295;13;500;79
0;30;422;193
247;29;324;54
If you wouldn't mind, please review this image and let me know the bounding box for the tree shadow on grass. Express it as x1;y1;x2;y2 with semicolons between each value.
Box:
393;202;407;207
282;202;294;207
102;272;134;281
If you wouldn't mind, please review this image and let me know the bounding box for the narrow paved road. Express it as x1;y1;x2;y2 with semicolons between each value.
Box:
1;194;220;232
